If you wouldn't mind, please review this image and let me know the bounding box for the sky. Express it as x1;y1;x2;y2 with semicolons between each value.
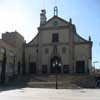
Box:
0;0;100;68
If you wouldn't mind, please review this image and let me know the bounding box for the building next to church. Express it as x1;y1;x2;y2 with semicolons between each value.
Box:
0;7;93;82
25;7;92;74
0;31;25;82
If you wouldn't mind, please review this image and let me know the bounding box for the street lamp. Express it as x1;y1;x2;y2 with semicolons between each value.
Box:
52;58;61;89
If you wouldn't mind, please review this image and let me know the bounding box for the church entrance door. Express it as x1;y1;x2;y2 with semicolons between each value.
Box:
76;61;85;73
29;62;36;74
50;56;62;73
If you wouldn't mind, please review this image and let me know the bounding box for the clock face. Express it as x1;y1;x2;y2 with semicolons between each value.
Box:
53;21;58;26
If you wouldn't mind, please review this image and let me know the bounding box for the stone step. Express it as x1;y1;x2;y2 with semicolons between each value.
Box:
10;75;96;88
27;81;63;88
27;81;80;89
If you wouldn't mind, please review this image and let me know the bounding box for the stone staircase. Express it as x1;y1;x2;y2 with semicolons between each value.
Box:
7;74;96;89
27;74;96;88
26;75;79;88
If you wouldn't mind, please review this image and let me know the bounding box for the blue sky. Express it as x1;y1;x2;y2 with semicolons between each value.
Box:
0;0;100;68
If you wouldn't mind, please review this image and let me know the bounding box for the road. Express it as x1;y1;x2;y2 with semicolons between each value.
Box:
0;88;100;100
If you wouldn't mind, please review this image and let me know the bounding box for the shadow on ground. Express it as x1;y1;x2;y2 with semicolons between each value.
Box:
0;75;30;92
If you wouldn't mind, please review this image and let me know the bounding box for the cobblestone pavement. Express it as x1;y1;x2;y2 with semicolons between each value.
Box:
0;88;100;100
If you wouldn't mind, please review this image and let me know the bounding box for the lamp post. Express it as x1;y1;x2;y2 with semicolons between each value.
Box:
52;58;61;89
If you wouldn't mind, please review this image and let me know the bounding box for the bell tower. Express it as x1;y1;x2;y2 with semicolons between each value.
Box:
40;9;47;26
54;6;58;16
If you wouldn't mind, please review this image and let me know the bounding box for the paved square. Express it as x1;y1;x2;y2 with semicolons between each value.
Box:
0;88;100;100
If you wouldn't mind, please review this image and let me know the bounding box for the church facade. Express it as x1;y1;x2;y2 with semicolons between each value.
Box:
0;7;93;83
25;8;92;74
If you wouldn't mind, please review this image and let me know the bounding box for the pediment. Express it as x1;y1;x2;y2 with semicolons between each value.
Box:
41;16;69;28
